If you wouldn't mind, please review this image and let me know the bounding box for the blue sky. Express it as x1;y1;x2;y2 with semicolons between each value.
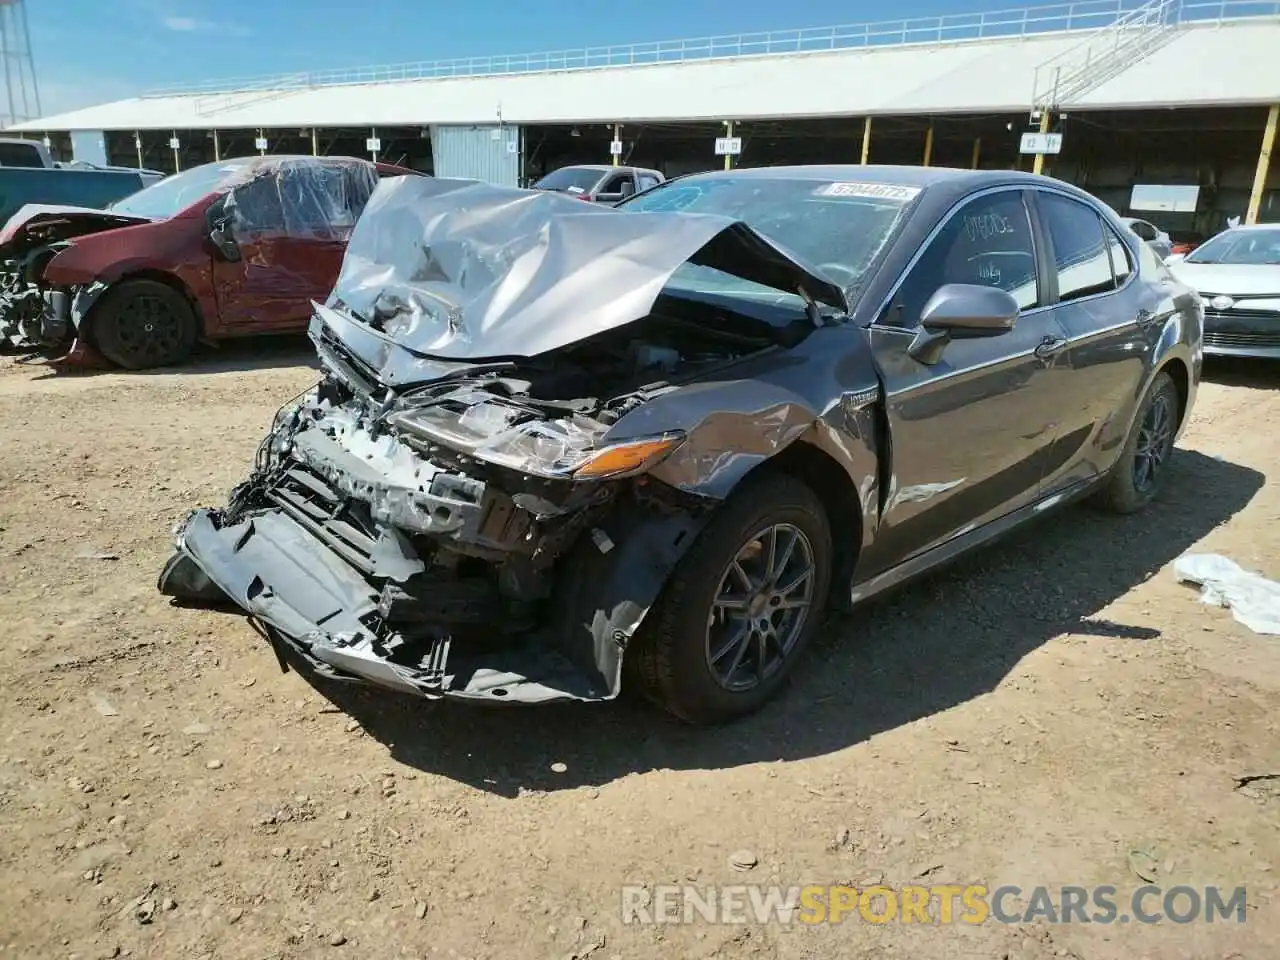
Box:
31;0;1002;116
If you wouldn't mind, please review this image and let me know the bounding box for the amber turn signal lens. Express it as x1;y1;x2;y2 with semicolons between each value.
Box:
573;436;683;479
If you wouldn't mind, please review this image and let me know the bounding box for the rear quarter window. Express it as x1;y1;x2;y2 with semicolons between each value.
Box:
0;141;45;167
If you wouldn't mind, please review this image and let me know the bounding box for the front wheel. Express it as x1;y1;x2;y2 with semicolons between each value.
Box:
91;279;198;370
1092;370;1180;514
632;472;833;724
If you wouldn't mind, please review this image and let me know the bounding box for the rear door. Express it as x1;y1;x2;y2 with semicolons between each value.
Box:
1032;190;1164;493
862;188;1074;575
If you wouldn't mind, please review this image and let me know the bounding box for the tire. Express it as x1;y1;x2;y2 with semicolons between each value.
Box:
1092;370;1180;514
91;279;198;370
631;472;833;724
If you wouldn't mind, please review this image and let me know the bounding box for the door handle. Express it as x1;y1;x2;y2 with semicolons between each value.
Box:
1034;334;1068;359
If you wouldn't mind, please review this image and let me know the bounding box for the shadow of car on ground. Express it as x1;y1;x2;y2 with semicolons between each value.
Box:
201;449;1265;797
6;334;318;380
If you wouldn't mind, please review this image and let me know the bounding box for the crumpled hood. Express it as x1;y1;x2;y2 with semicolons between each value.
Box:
0;202;155;250
1168;260;1280;297
325;176;848;362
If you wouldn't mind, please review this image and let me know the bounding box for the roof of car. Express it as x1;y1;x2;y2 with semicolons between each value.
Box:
679;164;1048;188
560;163;661;174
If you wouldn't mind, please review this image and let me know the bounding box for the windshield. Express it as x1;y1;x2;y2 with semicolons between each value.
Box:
620;176;917;301
532;167;604;193
1186;228;1280;265
108;159;255;218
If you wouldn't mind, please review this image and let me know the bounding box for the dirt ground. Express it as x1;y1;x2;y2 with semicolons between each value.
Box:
1;341;1278;960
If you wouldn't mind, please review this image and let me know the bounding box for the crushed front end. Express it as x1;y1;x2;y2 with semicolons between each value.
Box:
158;314;731;703
158;175;849;705
0;205;150;356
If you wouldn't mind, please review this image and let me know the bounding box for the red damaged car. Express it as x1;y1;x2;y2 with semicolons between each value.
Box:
0;155;419;369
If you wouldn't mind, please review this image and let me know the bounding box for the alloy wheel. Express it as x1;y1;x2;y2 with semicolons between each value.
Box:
705;522;816;692
1133;391;1174;494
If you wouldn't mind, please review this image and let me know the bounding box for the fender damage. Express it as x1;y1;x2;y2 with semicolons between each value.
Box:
158;177;881;704
0;205;154;349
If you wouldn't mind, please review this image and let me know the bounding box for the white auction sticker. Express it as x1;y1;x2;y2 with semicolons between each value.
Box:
816;182;921;201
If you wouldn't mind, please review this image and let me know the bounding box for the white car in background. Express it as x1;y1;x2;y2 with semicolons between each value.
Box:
1120;217;1173;260
1165;224;1280;359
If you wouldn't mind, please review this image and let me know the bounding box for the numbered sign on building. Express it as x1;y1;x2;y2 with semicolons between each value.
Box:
254;136;269;151
366;137;381;152
1019;132;1063;155
714;137;742;156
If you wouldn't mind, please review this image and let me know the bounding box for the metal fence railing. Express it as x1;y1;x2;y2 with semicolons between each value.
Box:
1031;0;1180;109
145;0;1280;98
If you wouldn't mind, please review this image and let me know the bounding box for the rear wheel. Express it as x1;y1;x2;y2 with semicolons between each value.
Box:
92;279;198;370
1092;370;1180;514
632;472;832;724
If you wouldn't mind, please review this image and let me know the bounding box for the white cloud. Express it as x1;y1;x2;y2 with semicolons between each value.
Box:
160;13;251;36
162;16;214;32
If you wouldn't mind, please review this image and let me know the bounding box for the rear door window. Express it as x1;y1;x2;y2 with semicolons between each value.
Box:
1129;220;1157;241
1040;193;1116;302
0;140;45;167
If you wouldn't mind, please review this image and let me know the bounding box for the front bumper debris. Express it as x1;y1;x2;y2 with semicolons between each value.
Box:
160;415;709;706
165;501;608;705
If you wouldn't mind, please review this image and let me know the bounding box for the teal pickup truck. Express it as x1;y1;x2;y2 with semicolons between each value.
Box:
0;137;164;226
0;164;164;227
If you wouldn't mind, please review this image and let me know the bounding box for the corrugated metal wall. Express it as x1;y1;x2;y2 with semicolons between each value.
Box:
429;124;520;186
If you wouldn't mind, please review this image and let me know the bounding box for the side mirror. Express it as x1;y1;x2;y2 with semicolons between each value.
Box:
209;218;241;262
1164;253;1186;265
908;283;1019;365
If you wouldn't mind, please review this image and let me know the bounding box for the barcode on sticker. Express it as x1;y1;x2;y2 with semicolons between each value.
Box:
817;182;921;201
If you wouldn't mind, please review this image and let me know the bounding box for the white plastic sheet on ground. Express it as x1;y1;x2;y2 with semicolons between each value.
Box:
1173;554;1280;635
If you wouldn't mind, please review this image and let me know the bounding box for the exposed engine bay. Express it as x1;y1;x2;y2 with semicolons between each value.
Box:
0;206;150;349
161;297;801;703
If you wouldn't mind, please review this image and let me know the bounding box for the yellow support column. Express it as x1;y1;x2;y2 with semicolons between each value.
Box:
311;127;319;156
612;123;621;166
860;116;872;164
922;122;934;167
212;129;220;161
1246;103;1279;225
724;120;734;171
1032;111;1051;175
971;136;981;170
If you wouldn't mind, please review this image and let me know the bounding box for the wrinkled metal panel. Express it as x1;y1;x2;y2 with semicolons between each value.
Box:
428;125;520;186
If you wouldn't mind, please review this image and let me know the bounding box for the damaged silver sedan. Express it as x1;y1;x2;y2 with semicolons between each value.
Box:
159;167;1203;723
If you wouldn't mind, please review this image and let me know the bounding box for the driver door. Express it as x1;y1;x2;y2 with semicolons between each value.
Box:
860;188;1073;576
211;167;347;332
